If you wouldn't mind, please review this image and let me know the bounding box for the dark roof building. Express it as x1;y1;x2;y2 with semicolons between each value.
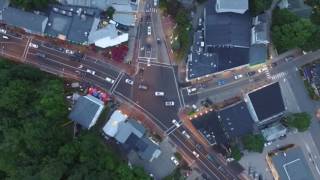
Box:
218;101;255;138
68;95;104;129
45;5;100;44
1;7;48;34
246;82;285;124
192;111;228;145
269;146;315;180
0;0;9;10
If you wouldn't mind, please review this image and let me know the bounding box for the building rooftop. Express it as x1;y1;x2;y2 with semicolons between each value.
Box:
261;122;287;141
102;110;127;137
248;82;285;122
249;44;268;65
192;111;228;145
271;146;315;180
114;119;145;143
45;5;100;44
218;101;255;138
2;7;48;34
68;95;104;129
215;0;248;14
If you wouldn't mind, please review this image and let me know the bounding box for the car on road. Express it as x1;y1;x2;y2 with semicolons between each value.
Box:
155;91;164;96
170;156;179;166
172;119;180;127
217;79;226;86
2;35;9;39
192;150;200;158
285;56;294;62
65;49;74;55
147;26;151;36
105;77;115;84
257;67;268;73
36;53;46;58
165;101;175;106
138;84;148;90
187;87;197;94
182;130;190;139
234;74;243;80
125;78;134;85
157;38;161;44
29;42;38;48
86;69;96;75
247;71;256;76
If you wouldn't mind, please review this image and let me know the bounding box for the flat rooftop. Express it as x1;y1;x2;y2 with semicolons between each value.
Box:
192;111;228;145
248;82;285;122
271;146;315;180
218;101;254;138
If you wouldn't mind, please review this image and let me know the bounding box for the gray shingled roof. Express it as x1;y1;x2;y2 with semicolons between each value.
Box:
249;44;267;65
272;147;315;180
2;7;48;34
68;95;104;129
248;82;285;121
114;119;145;143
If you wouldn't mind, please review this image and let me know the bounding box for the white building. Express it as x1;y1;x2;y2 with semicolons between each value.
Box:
215;0;248;14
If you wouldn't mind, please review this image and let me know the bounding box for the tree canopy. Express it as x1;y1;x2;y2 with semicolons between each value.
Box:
0;59;149;180
249;0;272;16
10;0;55;10
283;112;311;132
242;134;265;153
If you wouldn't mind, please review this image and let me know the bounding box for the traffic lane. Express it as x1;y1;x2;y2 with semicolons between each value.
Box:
170;132;224;180
174;130;240;180
1;42;26;58
83;56;120;79
113;73;134;99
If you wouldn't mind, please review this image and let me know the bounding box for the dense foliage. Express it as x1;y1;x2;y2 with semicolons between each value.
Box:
242;134;265;153
0;60;149;180
230;146;242;161
159;0;191;59
249;0;272;16
283;112;311;132
271;8;320;53
10;0;55;10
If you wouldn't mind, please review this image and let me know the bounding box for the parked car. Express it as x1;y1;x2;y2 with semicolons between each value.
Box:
187;87;197;94
65;49;74;55
29;42;38;48
125;78;134;85
86;69;96;75
165;101;175;106
105;77;115;84
247;71;256;76
172;119;180;127
217;79;226;86
170;156;179;166
155;91;164;96
147;26;151;35
2;35;9;39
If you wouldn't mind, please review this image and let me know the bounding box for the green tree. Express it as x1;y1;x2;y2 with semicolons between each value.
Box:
10;0;55;10
242;134;265;153
310;7;320;25
249;0;272;16
272;8;299;27
105;6;115;19
272;19;316;53
283;112;311;132
230;146;242;161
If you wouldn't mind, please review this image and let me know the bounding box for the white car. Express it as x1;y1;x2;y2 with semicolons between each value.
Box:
182;130;190;139
172;119;180;127
125;79;134;85
165;101;175;106
2;35;9;39
187;87;197;94
147;26;151;36
29;42;38;48
234;74;243;80
105;77;115;84
155;91;164;96
154;0;157;6
170;156;179;166
86;69;96;75
257;67;268;73
0;29;6;34
65;49;74;55
192;151;199;158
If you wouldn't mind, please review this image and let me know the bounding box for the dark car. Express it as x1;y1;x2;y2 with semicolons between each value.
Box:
247;71;256;76
36;53;46;58
115;23;129;32
217;79;226;86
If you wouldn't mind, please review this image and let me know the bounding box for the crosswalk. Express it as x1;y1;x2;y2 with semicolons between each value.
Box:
145;8;157;13
271;72;287;81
